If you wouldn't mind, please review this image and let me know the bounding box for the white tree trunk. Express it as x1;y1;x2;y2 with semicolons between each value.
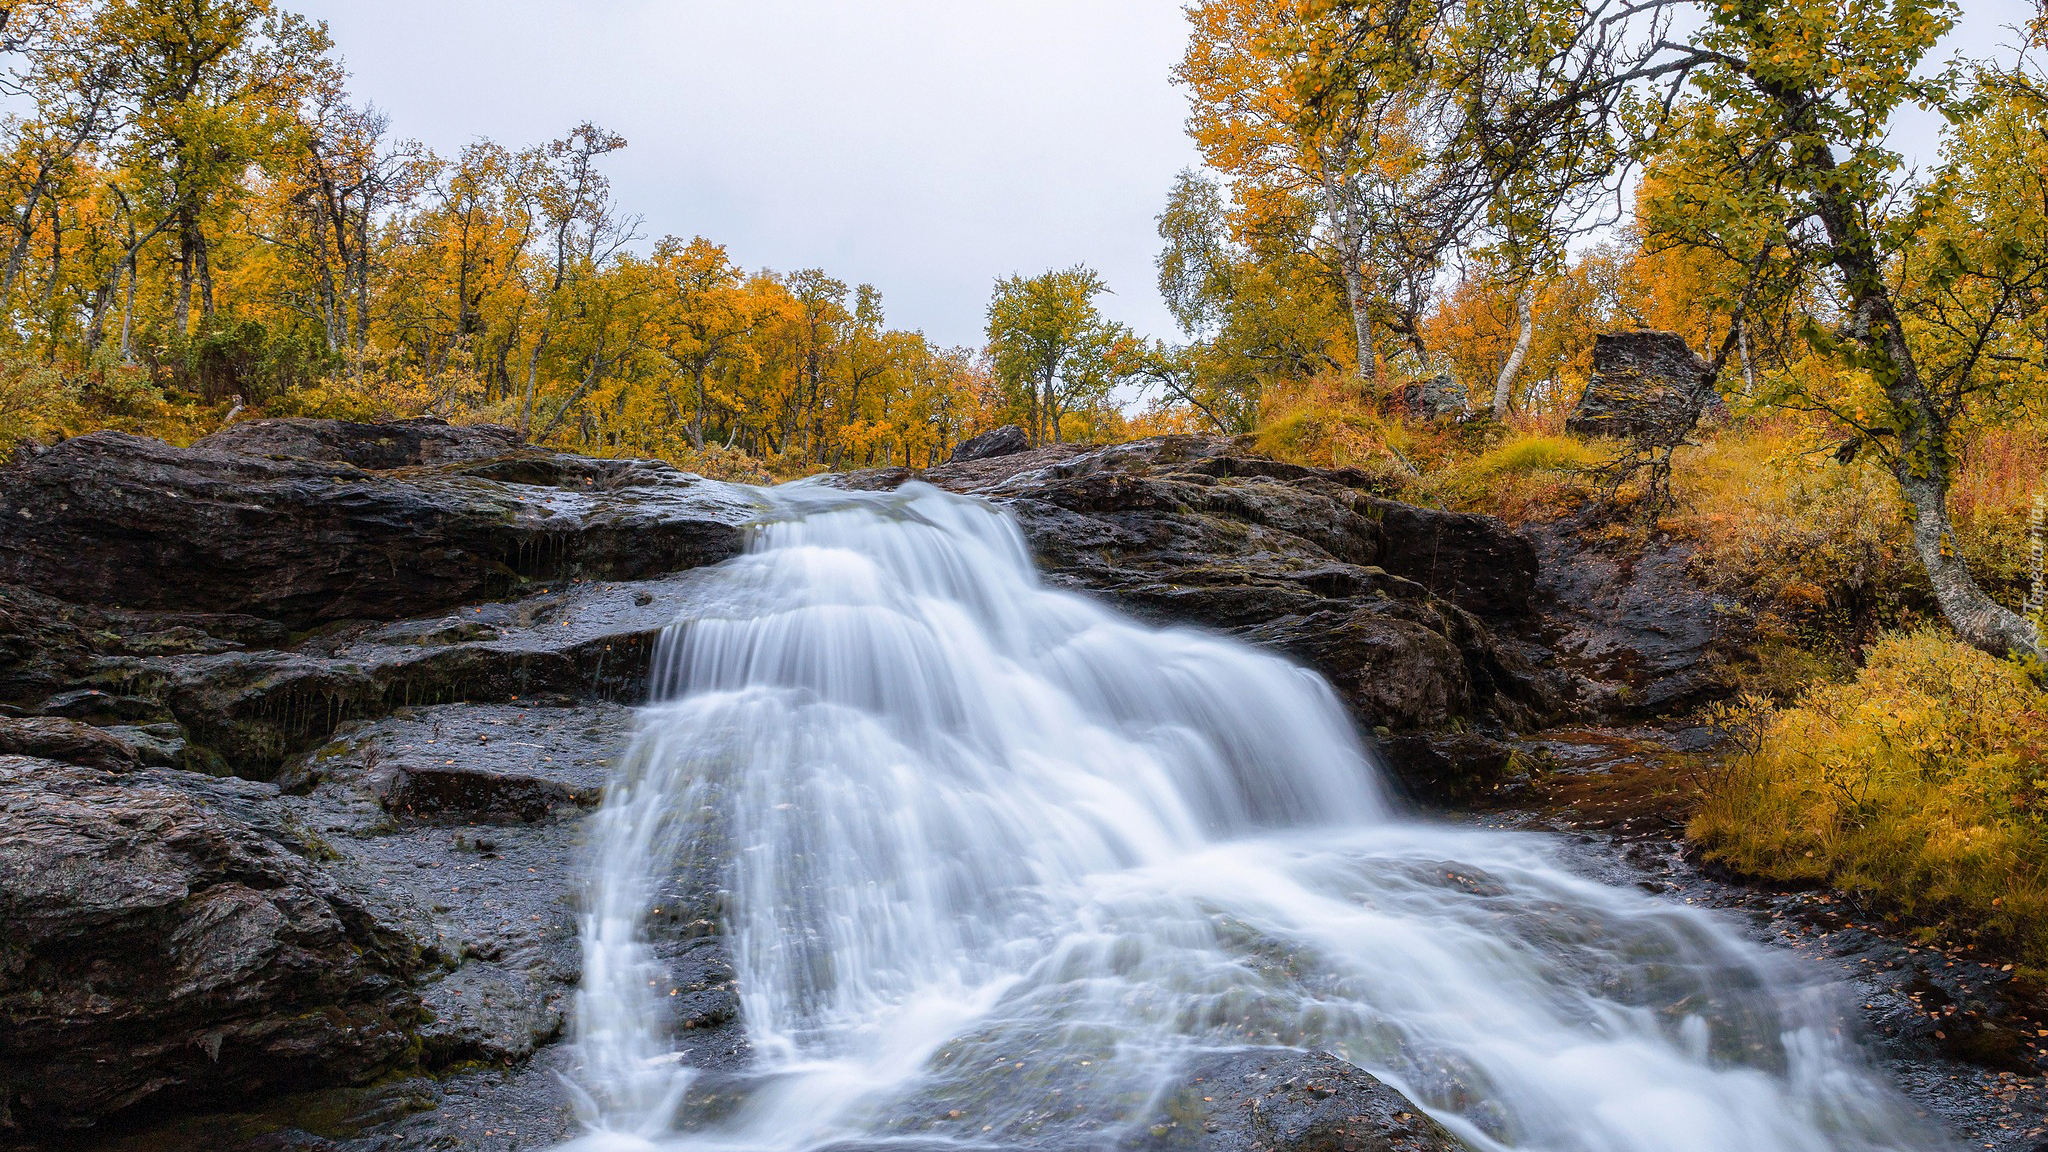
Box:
1491;285;1536;420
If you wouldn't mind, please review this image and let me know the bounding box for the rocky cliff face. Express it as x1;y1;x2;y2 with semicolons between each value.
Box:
0;418;757;628
0;420;763;1142
0;420;1715;1148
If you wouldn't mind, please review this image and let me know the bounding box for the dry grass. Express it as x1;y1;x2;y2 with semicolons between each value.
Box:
1421;431;1605;521
1949;424;2048;605
1692;629;2048;966
1664;425;1929;693
1253;374;1427;494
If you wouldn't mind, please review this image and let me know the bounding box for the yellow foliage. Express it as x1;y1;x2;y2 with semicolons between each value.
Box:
1420;432;1602;521
0;360;80;449
1691;630;2048;963
1665;423;1924;682
1252;372;1418;490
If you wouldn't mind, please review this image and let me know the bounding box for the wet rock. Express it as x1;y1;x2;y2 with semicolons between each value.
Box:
99;722;191;769
0;424;762;628
0;759;430;1131
1131;1048;1468;1152
654;935;741;1032
280;702;617;977
192;417;523;470
371;761;600;825
1378;731;1522;804
949;424;1030;463
38;688;167;724
1566;331;1719;446
1239;609;1472;732
416;962;563;1066
1365;497;1533;619
842;436;1556;741
1528;519;1743;720
282;701;624;802
0;425;742;1145
957;437;1534;621
0;583;104;707
113;571;712;777
0;716;142;771
49;702;631;1146
0;580;294;713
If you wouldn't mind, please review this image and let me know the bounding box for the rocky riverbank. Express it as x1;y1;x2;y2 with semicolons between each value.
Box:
0;419;2033;1151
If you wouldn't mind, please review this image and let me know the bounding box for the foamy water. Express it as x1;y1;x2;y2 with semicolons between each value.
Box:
559;480;1942;1152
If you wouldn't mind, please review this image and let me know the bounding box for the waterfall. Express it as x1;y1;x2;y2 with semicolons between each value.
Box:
561;480;1940;1152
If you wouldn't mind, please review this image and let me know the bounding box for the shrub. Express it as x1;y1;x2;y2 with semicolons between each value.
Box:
0;358;79;451
1667;427;1930;684
1691;629;2048;965
1423;431;1603;520
1948;424;2048;607
1252;380;1421;496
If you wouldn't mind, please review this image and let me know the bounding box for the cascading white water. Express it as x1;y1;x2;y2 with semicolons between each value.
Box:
562;480;1944;1152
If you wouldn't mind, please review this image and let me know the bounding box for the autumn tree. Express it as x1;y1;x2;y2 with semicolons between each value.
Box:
1178;0;1403;387
1149;168;1342;431
101;0;324;339
986;265;1119;445
514;122;637;437
0;0;117;309
270;69;426;382
649;235;754;449
1611;0;2044;657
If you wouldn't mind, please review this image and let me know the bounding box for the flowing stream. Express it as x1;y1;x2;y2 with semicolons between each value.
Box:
561;481;1942;1152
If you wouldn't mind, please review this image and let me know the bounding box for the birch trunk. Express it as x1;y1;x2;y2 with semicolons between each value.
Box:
1491;286;1536;420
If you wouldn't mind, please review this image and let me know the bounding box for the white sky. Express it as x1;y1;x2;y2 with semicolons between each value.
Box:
293;0;2037;351
292;0;1201;350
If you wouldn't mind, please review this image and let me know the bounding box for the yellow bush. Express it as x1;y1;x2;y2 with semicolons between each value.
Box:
1252;376;1421;493
1421;431;1603;520
0;359;81;451
1691;629;2048;963
1667;426;1926;684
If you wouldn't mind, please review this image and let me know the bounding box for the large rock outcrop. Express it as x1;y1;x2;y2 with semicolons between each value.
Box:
0;758;430;1131
0;421;763;1141
1525;517;1746;719
841;436;1560;797
0;417;761;628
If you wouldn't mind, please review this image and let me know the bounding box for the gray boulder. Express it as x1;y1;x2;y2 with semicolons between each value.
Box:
948;424;1030;463
1566;330;1718;445
0;759;430;1130
1400;371;1469;421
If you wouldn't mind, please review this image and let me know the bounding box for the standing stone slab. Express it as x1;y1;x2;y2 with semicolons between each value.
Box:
1566;330;1718;446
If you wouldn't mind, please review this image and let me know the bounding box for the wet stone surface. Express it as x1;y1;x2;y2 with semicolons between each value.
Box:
14;698;746;1152
1464;726;2048;1152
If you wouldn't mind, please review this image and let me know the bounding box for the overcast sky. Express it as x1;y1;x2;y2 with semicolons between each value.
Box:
290;0;1200;350
292;0;2037;351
